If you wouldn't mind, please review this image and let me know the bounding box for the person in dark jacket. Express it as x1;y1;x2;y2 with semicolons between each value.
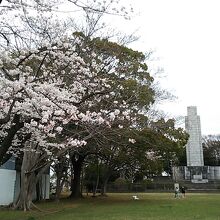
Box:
180;186;186;198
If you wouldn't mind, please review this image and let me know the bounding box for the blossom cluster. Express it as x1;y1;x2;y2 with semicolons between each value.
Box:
0;36;138;159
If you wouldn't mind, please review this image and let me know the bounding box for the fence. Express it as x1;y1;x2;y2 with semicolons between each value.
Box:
106;182;174;193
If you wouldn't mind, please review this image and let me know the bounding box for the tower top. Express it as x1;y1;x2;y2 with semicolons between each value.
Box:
187;106;197;116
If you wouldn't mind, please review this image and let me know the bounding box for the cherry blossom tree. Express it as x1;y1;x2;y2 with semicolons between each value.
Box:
0;0;185;210
0;0;139;210
1;34;140;209
50;32;156;198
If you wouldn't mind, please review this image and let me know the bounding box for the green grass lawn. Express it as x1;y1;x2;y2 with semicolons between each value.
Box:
1;193;220;220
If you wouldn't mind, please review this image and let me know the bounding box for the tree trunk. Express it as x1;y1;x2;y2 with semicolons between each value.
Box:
14;151;36;211
69;154;85;199
101;178;108;196
55;172;62;202
14;150;50;211
92;161;100;197
54;157;68;201
101;174;110;196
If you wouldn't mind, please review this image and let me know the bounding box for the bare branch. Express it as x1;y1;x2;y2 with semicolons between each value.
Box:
0;99;16;125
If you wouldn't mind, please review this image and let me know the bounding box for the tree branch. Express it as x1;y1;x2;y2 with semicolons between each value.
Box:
0;114;24;165
0;99;17;125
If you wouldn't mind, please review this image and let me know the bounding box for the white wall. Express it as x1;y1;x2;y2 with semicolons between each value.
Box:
40;174;50;200
0;169;16;205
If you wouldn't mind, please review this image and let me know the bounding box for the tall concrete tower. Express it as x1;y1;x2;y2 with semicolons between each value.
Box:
185;106;204;166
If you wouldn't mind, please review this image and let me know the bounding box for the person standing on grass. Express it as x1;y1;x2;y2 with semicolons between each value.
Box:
181;186;186;198
174;186;179;198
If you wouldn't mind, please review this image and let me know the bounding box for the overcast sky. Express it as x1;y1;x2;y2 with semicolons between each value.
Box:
110;0;220;135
